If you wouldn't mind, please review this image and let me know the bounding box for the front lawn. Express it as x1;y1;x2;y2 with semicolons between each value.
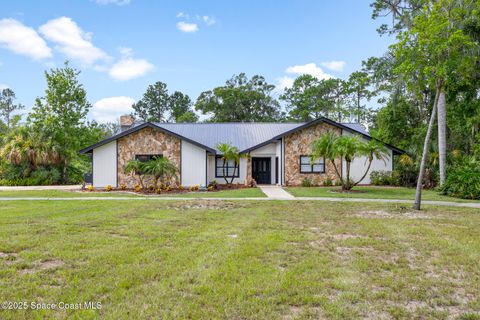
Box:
0;190;142;198
168;187;266;198
285;186;479;202
0;187;266;199
0;200;478;319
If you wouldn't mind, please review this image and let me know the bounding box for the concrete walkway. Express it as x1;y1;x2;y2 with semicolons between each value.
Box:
258;185;295;199
1;196;478;208
0;185;82;191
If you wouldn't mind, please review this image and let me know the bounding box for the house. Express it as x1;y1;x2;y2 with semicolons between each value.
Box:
79;115;404;188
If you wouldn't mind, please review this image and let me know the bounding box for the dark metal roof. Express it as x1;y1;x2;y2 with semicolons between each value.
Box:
79;118;405;155
341;123;369;136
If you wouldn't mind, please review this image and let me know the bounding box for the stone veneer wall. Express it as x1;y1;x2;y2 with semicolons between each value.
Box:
117;127;181;188
284;122;341;186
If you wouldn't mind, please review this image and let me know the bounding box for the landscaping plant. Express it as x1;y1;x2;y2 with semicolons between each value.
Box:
311;132;389;191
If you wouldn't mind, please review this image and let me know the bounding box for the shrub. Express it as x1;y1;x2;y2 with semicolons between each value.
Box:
120;184;127;190
155;188;162;194
105;185;113;192
370;171;398;186
439;165;480;200
87;185;94;192
178;185;184;191
207;186;215;191
301;177;313;187
208;180;218;189
134;184;142;192
323;178;333;187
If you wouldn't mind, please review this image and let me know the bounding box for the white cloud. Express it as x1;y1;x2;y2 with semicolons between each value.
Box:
39;16;108;65
176;21;199;33
95;0;130;5
320;60;346;72
285;63;332;80
176;12;190;19
275;76;295;92
108;47;154;81
0;18;52;60
92;96;135;123
201;15;215;26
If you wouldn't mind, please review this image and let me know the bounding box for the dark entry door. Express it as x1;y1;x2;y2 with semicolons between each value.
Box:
252;157;271;184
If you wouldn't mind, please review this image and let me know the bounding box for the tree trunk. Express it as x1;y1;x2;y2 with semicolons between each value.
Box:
222;159;229;184
353;157;373;187
330;159;341;181
230;164;237;184
343;161;352;190
437;88;447;186
414;86;440;210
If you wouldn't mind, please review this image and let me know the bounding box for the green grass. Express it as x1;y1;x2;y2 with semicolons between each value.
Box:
0;187;266;199
0;190;142;198
285;186;479;202
0;200;478;319
168;187;266;198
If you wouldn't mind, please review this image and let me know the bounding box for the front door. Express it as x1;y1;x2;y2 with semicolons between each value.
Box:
252;157;271;184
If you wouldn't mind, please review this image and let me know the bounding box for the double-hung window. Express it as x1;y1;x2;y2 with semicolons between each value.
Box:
300;156;325;173
215;156;239;177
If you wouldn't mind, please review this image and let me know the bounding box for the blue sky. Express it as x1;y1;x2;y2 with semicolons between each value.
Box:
0;0;393;123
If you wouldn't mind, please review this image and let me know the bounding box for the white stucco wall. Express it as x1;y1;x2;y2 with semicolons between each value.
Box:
250;142;280;184
93;141;117;188
341;131;393;184
207;155;247;184
181;141;207;187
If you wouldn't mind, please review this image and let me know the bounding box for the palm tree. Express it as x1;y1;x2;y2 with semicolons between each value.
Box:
216;143;246;184
0;127;62;169
125;160;147;189
311;133;389;191
311;132;341;178
355;140;389;188
143;157;178;189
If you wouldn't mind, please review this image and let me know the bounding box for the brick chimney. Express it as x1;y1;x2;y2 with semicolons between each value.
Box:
120;115;135;131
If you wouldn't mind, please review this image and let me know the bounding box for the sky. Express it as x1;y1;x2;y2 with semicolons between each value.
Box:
0;0;394;123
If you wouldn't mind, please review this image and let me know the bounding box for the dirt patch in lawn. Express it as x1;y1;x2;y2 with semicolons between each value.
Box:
0;252;21;264
167;200;244;211
108;232;129;239
20;259;64;275
353;210;435;219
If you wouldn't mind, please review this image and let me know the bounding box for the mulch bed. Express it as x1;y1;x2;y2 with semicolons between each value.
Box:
81;183;249;195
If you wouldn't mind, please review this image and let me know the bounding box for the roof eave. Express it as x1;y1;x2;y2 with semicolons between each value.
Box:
240;117;406;155
79;122;217;154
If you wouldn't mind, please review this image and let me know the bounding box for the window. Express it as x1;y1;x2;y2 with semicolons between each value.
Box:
215;156;240;178
300;156;325;173
135;154;162;162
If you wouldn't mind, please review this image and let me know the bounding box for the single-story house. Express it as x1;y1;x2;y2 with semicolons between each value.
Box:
79;116;404;188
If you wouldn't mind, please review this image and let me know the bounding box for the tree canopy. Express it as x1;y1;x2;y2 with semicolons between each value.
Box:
133;82;198;123
195;73;283;122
